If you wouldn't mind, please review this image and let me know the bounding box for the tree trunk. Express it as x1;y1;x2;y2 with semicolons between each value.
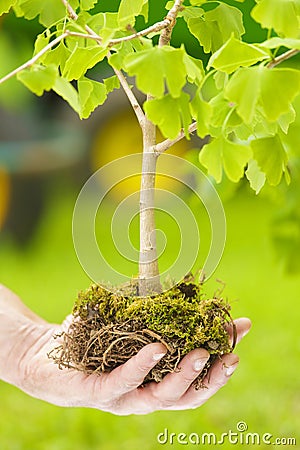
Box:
138;117;161;295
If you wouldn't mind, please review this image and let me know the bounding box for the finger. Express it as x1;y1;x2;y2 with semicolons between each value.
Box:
145;348;210;407
227;317;251;347
172;353;239;410
99;342;167;400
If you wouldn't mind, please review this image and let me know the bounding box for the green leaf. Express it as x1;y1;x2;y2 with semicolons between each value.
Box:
225;66;300;123
251;135;288;185
15;0;79;27
80;0;97;11
260;37;300;50
43;41;71;72
125;46;186;98
208;36;269;74
183;53;204;84
108;41;135;70
213;71;228;90
251;0;300;38
17;64;57;96
278;105;296;134
225;67;260;123
52;77;80;114
144;92;192;139
78;77;107;119
187;3;245;53
87;13;119;45
63;44;108;81
245;159;266;194
190;90;212;138
208;93;242;133
281;95;300;154
33;31;50;55
200;137;252;183
189;0;207;5
252;112;278;138
0;0;17;16
180;5;205;19
103;75;120;94
118;0;148;28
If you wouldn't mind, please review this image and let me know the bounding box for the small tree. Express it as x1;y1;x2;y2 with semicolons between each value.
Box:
1;0;300;382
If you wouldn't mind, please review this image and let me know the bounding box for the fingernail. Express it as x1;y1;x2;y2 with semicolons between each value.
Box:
193;357;208;371
153;352;166;361
224;362;238;377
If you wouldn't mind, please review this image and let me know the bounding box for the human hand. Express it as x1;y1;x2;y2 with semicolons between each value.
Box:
0;285;251;415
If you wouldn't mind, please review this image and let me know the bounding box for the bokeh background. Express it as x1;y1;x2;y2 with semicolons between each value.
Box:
0;0;300;449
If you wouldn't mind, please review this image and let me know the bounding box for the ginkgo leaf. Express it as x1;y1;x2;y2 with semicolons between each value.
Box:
187;3;245;53
260;37;300;50
190;90;212;138
80;0;97;11
251;135;288;185
108;41;136;70
208;36;269;74
208;93;242;132
63;45;108;81
87;13;119;45
33;31;50;55
225;66;300;124
251;0;300;38
78;77;107;119
52;77;80;114
118;0;148;28
1;0;16;16
15;0;79;27
180;5;205;19
278;105;296;134
252;112;278;137
245;159;266;194
103;75;120;93
183;53;204;84
214;71;228;90
125;46;186;98
144;92;192;139
225;68;260;123
17;64;57;96
189;0;207;5
199;137;252;183
43;41;71;72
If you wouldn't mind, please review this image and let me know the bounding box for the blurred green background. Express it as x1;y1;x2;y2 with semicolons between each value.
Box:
1;184;299;449
0;0;300;448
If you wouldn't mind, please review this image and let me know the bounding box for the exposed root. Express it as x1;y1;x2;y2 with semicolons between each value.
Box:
49;280;235;388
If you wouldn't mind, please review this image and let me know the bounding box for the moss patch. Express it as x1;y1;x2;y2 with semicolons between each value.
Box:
50;278;236;388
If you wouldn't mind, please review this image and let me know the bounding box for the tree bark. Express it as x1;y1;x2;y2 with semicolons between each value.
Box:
138;116;161;295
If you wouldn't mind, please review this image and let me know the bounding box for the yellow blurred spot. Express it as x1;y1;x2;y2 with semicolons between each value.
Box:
91;108;190;199
0;166;10;229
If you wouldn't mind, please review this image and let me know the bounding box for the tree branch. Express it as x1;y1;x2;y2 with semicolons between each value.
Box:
110;19;174;46
61;0;78;20
110;61;145;127
0;33;68;85
61;0;145;126
154;122;198;155
267;48;300;69
65;18;174;46
159;0;184;47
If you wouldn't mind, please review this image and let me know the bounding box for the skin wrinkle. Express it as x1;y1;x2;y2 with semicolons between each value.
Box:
0;285;251;414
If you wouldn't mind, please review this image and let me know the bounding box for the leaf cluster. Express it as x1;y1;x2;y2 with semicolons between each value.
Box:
1;0;300;193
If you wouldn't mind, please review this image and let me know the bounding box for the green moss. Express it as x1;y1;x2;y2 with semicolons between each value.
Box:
53;279;234;387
